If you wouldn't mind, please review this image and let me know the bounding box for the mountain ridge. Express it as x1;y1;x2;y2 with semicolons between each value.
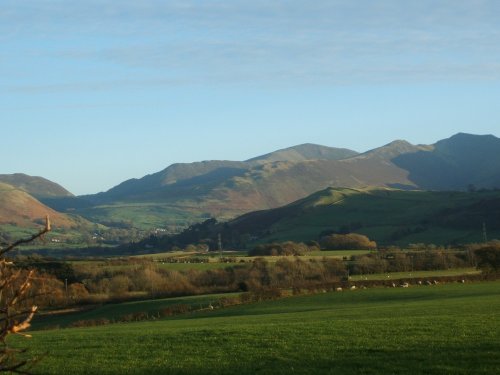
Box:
4;133;500;233
246;143;359;163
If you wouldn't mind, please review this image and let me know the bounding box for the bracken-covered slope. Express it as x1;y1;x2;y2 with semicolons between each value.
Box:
0;182;92;240
83;143;359;204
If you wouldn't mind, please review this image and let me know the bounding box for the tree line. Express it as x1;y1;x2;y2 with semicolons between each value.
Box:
9;241;498;311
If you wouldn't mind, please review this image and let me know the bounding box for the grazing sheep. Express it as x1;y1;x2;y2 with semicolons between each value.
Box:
433;280;439;285
350;285;357;290
417;281;422;285
391;282;396;288
426;280;433;286
335;287;343;292
461;279;465;284
401;282;409;288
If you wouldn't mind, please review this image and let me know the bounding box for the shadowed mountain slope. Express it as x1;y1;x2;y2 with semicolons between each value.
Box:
393;133;500;190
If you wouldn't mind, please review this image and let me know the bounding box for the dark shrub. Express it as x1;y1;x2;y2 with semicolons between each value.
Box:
320;233;377;250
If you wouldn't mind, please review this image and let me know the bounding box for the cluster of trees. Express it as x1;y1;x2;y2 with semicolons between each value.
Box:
13;242;498;311
320;233;377;250
5;242;499;322
249;241;318;256
43;257;348;301
468;241;500;274
65;246;497;302
248;234;378;257
350;249;471;274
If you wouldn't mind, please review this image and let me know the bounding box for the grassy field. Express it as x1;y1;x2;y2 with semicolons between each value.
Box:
308;249;372;257
33;293;238;330
75;203;195;230
18;281;500;374
349;267;481;281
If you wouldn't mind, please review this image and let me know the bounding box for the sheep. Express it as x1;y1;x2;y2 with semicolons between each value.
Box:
335;287;343;292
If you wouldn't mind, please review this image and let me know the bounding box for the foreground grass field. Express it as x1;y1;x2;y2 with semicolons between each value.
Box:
21;281;500;374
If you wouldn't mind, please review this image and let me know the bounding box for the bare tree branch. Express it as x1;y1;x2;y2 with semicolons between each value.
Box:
0;215;51;373
0;216;51;257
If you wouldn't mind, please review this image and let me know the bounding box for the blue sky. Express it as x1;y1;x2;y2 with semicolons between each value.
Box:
1;0;500;195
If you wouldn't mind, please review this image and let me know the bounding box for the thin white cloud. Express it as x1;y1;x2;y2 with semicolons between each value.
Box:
2;0;500;92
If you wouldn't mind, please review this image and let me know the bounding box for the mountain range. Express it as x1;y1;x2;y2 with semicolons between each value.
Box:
2;133;500;242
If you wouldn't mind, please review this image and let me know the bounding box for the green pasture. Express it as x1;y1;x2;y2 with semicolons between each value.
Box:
136;251;248;259
155;262;238;271
134;250;202;259
308;249;372;257
349;267;481;281
33;293;237;330
19;281;500;374
75;203;209;230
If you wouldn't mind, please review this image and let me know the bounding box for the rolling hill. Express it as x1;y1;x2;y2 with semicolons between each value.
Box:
0;173;73;198
29;133;500;232
143;187;500;249
226;186;500;245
